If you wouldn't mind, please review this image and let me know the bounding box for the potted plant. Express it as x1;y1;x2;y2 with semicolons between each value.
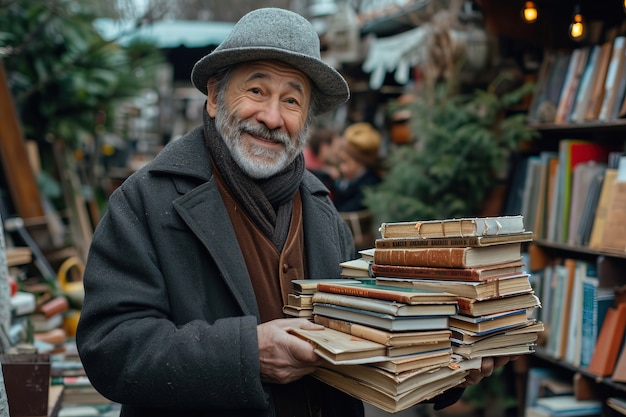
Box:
363;77;538;227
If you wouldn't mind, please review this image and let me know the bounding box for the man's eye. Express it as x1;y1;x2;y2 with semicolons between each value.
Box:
250;88;262;94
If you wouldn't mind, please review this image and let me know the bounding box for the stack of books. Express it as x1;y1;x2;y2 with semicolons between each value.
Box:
290;279;479;413
372;215;544;360
282;279;357;319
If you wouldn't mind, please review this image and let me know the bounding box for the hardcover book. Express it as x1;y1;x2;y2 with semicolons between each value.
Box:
311;291;457;317
315;280;459;305
370;261;527;282
313;304;450;332
378;215;525;239
448;309;531;335
290;278;359;295
373;243;522;268
456;293;541;317
374;232;534;249
375;274;533;300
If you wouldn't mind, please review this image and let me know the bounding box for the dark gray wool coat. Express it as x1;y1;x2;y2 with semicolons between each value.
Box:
75;126;363;417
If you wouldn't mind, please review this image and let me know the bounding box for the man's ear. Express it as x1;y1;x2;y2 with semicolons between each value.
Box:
206;78;218;117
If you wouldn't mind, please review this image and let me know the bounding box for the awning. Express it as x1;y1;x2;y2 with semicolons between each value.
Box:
93;18;234;48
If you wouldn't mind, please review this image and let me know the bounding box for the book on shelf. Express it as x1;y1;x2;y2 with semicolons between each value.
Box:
588;168;617;249
5;247;32;267
372;349;453;374
378;215;525;239
563;259;584;365
599;36;626;122
289;326;389;364
371;261;527;282
567;161;607;246
315;280;459;305
607;397;626;416
534;395;602;417
556;140;615;244
587;302;626;377
290;278;359;295
585;39;613;121
313;304;450;332
373;242;522;269
313;315;452;348
448;309;531;335
533;50;572;123
311;291;457;317
375;274;533;300
580;265;615;367
456;293;541;317
312;357;480;414
554;46;590;124
575;168;606;246
611;341;626;383
374;232;534;249
569;44;600;123
600;181;626;252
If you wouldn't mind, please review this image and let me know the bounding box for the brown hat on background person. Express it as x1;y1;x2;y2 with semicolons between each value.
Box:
342;122;382;169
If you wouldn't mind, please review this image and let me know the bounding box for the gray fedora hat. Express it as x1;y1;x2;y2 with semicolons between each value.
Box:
191;8;349;115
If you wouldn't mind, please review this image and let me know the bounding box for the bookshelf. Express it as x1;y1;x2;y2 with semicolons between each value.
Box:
515;33;626;414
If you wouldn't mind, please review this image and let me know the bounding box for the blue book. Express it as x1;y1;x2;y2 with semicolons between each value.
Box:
580;265;615;367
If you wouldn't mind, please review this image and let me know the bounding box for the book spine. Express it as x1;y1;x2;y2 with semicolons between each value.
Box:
374;248;467;268
316;283;412;304
370;263;479;280
455;298;476;316
376;237;482;248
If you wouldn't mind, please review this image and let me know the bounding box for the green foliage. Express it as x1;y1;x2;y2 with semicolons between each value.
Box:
0;0;164;149
363;82;538;225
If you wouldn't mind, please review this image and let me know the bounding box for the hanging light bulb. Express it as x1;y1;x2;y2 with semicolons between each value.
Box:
521;1;538;24
623;0;626;14
569;5;586;41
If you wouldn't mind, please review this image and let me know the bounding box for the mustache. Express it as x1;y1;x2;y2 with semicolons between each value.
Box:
239;120;291;146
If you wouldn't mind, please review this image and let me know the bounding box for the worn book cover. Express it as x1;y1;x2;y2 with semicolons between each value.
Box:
456;293;541;317
376;274;533;300
312;291;457;317
371;261;526;282
374;232;533;249
378;215;525;239
314;315;452;347
373;243;522;268
313;304;450;332
449;309;530;335
288;327;388;365
291;278;359;295
315;280;458;305
371;350;452;374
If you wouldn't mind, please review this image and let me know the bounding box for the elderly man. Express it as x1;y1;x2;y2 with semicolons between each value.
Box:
76;8;510;417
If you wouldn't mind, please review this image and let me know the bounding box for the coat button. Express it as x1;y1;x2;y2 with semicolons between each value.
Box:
282;263;289;273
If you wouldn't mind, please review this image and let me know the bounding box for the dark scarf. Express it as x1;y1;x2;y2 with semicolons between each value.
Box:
203;109;304;251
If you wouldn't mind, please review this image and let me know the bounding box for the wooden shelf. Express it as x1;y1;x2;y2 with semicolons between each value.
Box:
533;347;626;394
532;239;626;260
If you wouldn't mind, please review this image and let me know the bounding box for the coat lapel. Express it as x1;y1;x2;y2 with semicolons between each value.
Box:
173;177;261;320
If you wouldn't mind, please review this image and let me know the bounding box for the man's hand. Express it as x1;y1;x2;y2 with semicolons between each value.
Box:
459;355;519;387
257;318;326;384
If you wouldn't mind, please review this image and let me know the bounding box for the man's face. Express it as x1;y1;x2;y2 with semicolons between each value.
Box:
207;60;312;179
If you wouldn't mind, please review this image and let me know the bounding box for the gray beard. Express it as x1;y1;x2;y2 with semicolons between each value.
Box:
214;102;309;179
